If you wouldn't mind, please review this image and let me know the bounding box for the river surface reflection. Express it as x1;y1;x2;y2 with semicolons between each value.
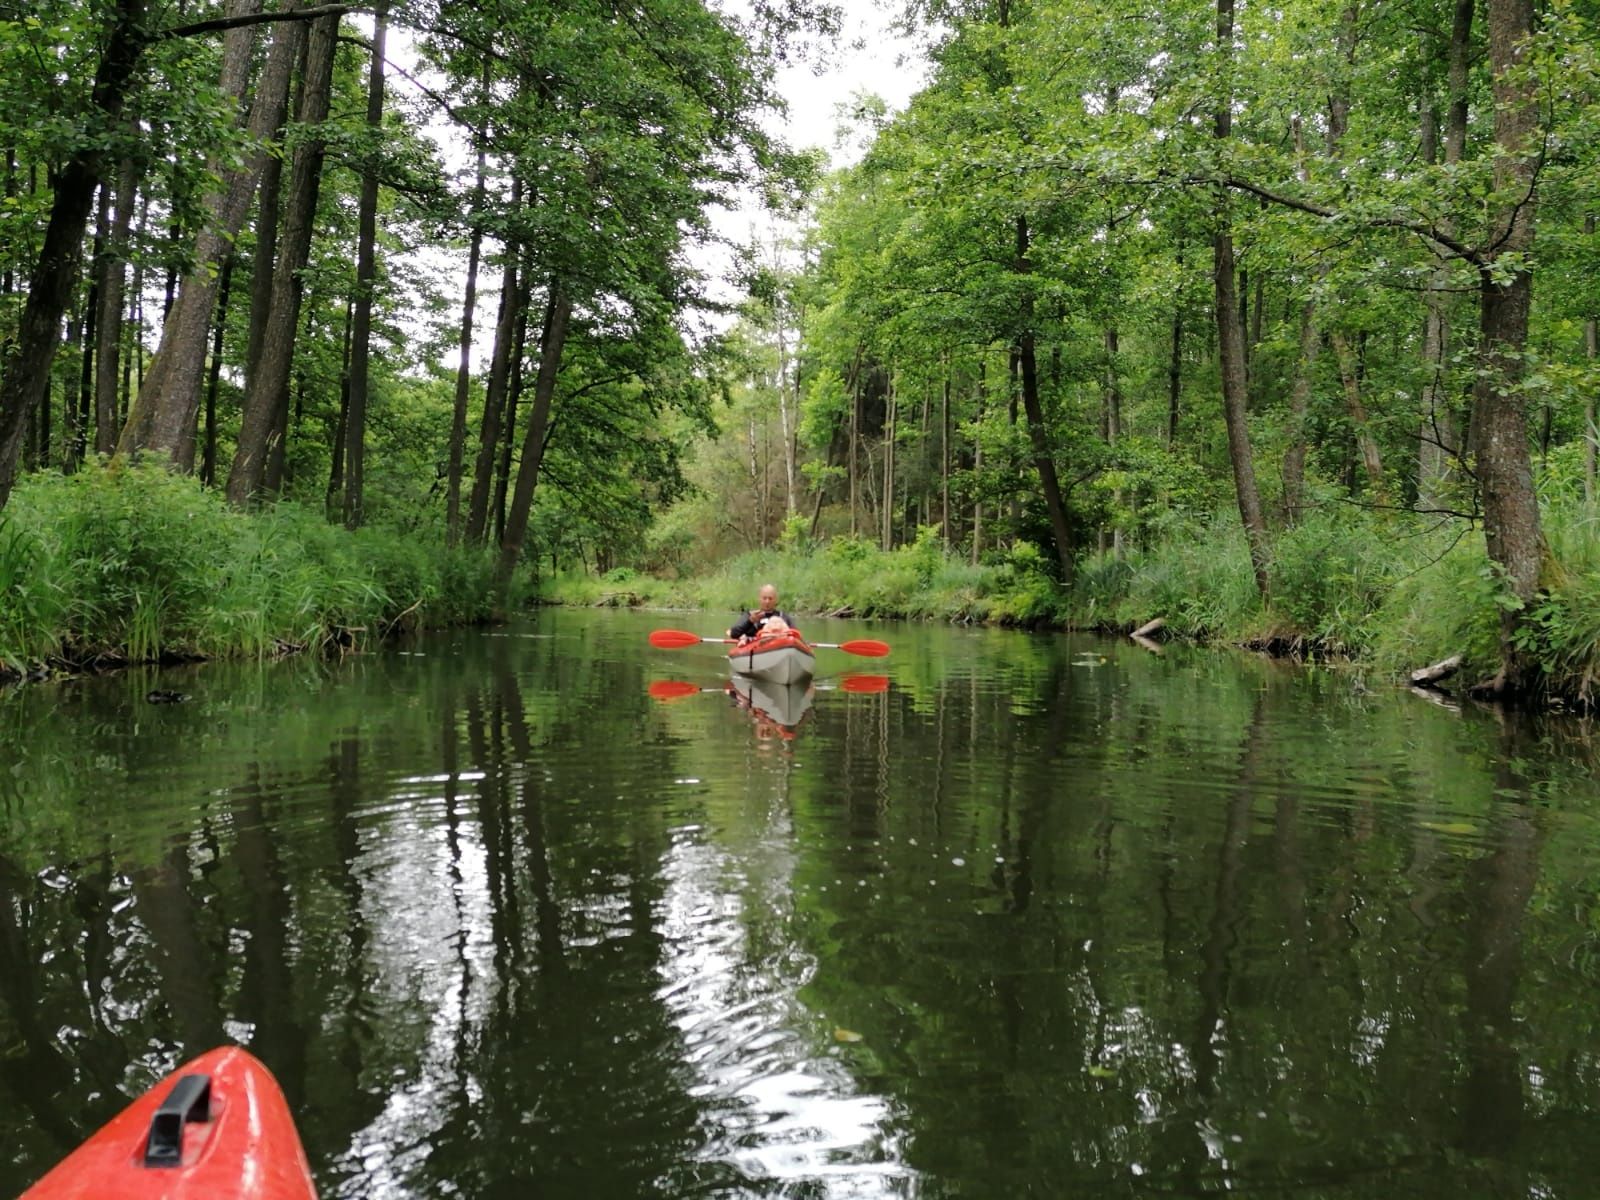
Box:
3;609;1600;1197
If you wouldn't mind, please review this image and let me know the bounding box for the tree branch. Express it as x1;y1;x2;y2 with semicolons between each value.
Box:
1215;175;1483;265
159;3;367;41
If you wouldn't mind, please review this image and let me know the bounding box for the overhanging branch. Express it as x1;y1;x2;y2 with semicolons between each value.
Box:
1215;175;1483;265
159;3;368;41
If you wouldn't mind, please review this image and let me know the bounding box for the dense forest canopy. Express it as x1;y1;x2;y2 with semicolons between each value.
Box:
1;0;1598;698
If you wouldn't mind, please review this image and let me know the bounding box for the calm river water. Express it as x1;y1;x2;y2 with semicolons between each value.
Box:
3;609;1600;1198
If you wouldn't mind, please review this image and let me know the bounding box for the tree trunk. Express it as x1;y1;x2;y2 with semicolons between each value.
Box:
124;191;150;421
226;11;336;506
1331;331;1385;498
94;153;138;456
344;3;387;530
201;260;232;487
73;210;103;470
1167;302;1182;447
465;214;523;546
245;90;288;388
1105;324;1123;557
849;367;860;537
116;0;282;467
446;65;490;546
1281;300;1320;522
0;0;147;510
1417;0;1473;508
1016;216;1076;580
881;369;895;550
262;305;312;495
467;265;524;547
327;298;353;512
941;360;951;549
498;284;573;587
971;360;985;565
1584;213;1596;508
1471;0;1544;697
775;289;798;518
1213;0;1271;598
493;292;531;546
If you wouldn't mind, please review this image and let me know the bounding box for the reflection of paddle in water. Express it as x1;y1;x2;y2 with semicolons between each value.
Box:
647;676;889;741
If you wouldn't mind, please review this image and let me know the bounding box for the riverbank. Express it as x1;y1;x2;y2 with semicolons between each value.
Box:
0;465;530;683
539;507;1600;707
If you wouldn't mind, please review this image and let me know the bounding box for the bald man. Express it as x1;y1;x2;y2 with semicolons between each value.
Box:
728;583;799;642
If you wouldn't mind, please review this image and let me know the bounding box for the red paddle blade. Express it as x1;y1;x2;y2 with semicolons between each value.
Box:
838;639;890;658
840;674;890;693
649;679;703;700
649;629;704;649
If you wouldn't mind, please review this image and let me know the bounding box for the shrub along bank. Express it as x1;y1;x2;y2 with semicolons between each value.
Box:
0;465;529;681
541;506;1600;707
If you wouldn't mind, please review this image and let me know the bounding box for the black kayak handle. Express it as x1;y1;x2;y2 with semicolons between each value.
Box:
143;1073;212;1167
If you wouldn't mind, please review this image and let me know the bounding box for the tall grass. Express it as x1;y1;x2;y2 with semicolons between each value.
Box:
0;465;524;676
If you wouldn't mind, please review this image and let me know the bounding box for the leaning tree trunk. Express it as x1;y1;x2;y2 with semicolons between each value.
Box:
492;290;532;546
226;12;337;506
1212;0;1271;598
0;0;146;510
344;2;387;531
115;0;285;467
1471;0;1544;698
498;283;573;588
464;223;524;546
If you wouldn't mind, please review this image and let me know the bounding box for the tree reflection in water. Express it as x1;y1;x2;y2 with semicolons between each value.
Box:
1;611;1598;1197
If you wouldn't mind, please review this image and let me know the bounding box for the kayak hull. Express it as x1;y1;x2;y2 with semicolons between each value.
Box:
22;1046;316;1200
727;630;816;684
728;676;815;729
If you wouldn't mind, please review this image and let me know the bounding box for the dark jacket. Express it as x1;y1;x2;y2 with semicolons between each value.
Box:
729;609;797;640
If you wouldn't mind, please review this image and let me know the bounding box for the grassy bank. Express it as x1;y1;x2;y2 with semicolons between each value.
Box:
0;465;531;680
540;506;1600;704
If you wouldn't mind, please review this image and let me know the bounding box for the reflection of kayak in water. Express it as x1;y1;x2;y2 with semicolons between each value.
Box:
726;628;816;684
22;1045;316;1200
727;675;815;734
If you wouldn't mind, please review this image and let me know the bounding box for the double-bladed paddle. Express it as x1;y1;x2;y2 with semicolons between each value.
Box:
648;628;890;657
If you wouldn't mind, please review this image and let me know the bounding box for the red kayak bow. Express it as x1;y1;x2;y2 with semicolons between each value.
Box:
22;1045;316;1200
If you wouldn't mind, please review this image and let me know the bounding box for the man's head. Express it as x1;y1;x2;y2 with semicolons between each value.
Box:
757;584;779;613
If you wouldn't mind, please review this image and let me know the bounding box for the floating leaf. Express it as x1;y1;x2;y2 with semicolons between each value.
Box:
1419;821;1476;836
834;1028;864;1043
1087;1065;1118;1079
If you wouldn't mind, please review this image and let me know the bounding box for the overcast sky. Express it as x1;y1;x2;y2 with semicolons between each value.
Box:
764;5;927;167
698;4;928;317
382;5;929;348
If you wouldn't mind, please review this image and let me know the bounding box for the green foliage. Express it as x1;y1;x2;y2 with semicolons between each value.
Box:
0;466;520;674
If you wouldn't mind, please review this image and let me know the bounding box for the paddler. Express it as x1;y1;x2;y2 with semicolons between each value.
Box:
728;583;798;642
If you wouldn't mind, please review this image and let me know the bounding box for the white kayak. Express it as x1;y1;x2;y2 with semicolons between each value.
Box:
726;628;816;684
